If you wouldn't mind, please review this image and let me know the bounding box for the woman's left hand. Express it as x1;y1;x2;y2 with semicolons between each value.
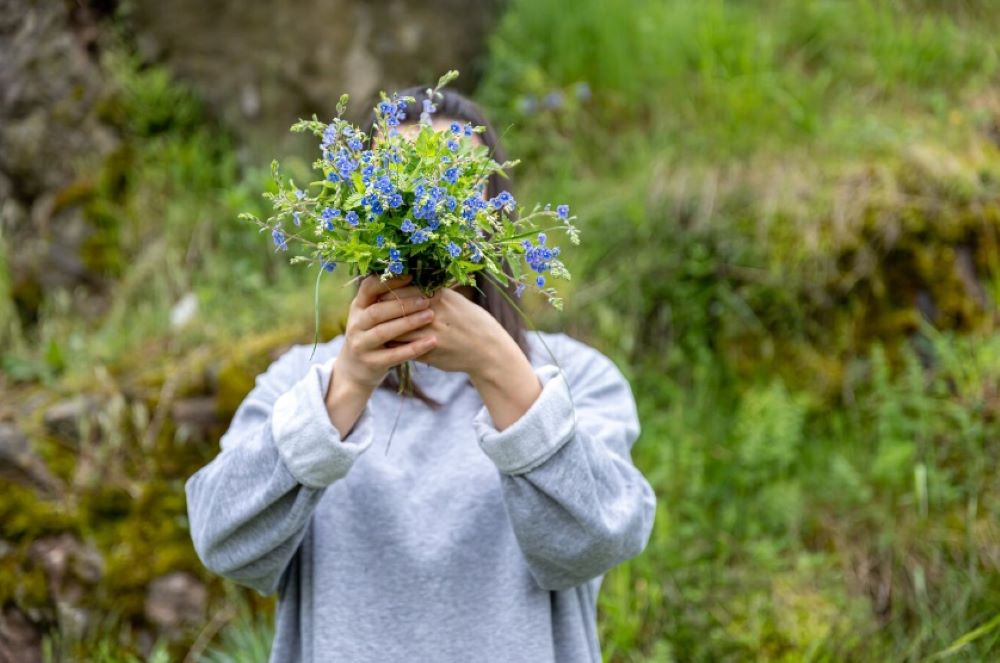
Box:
381;286;511;378
380;284;544;430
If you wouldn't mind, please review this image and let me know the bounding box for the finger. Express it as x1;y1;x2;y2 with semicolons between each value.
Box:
389;328;428;343
358;308;434;351
369;335;437;367
356;273;413;308
375;285;425;303
362;295;431;330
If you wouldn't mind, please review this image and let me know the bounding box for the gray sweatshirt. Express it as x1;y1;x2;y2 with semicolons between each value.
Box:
184;330;657;662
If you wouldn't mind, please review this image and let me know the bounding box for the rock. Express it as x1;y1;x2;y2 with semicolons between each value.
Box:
0;423;63;497
1;0;120;317
125;0;504;158
42;396;96;445
143;572;207;633
0;604;42;663
171;397;222;434
29;533;104;601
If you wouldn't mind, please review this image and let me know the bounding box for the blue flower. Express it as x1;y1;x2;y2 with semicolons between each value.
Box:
326;171;339;182
388;193;403;208
272;228;288;251
293;211;301;226
447;140;459;152
325;221;334;231
389;260;404;274
543;90;564;109
536;275;545;287
370;199;384;216
443;167;459;185
348;136;363;151
321;125;338;150
346;211;359;226
410;228;429;244
321;207;341;222
468;242;482;263
294;188;305;200
490;190;516;211
557;204;569;219
446;196;457;211
515;282;526;298
322;260;336;272
401;219;416;233
374;175;395;196
376;234;385;248
537;232;547;245
464;123;473;137
446;241;461;258
389;247;401;261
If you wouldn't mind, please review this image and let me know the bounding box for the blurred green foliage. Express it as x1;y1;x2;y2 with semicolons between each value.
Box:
2;0;999;661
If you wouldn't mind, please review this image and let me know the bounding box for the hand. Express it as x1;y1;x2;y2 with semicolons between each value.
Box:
382;285;510;378
325;274;438;439
386;284;543;431
333;273;438;391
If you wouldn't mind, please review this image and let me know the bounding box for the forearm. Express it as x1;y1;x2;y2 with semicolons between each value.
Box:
470;332;542;431
326;357;375;439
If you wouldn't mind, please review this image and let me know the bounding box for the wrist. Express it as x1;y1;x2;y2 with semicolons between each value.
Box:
469;331;528;389
327;357;376;408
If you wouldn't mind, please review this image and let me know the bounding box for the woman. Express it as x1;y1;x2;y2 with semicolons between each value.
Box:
184;86;657;663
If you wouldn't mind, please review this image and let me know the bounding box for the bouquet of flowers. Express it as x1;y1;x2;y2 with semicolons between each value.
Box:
240;71;579;363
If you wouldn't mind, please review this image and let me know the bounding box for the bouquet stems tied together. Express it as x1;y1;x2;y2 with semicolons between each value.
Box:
240;71;580;395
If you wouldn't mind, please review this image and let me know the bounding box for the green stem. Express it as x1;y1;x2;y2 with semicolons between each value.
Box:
309;263;324;361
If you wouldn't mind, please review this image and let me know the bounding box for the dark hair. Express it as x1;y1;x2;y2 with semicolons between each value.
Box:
358;86;529;407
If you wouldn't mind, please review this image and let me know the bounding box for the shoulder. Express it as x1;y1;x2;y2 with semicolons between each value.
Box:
254;334;348;394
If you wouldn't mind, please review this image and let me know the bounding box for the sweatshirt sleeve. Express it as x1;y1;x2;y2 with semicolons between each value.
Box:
472;336;657;592
184;342;376;596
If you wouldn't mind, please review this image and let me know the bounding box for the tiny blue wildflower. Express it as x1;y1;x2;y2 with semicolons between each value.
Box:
556;204;569;219
464;122;473;137
449;122;461;134
388;193;403;208
537;233;546;245
322;260;336;272
410;228;429;244
348;136;363;151
446;241;461;258
447;140;459;152
543;90;564;109
536;275;545;287
272;228;288;251
400;219;416;233
389;260;404;274
443;167;459;185
293;211;301;226
515;282;526;298
376;234;384;248
346;211;359;226
389;247;401;261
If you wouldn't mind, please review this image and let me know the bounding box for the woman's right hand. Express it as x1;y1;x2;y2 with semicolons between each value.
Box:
334;273;438;391
325;274;437;438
